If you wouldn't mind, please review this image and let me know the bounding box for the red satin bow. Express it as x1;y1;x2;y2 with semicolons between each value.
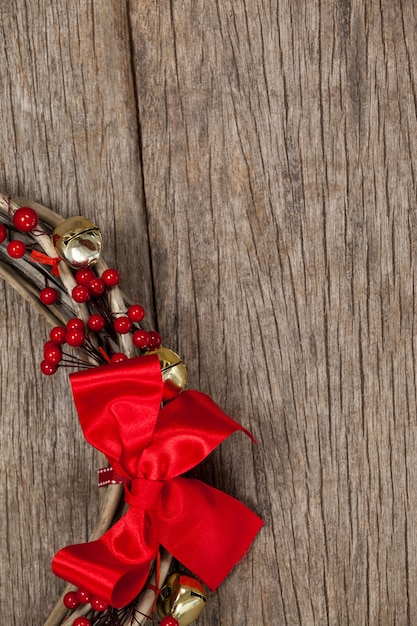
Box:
52;354;263;608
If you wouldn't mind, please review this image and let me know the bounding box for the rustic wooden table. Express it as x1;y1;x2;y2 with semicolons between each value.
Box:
1;2;416;624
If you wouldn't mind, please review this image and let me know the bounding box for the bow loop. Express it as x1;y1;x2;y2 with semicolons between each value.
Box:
125;478;164;511
68;354;163;477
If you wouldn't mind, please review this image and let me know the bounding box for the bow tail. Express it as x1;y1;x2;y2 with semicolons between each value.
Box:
52;508;159;608
158;478;264;590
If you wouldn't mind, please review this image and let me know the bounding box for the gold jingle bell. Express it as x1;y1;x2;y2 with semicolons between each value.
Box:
155;347;187;402
157;573;207;626
52;216;102;269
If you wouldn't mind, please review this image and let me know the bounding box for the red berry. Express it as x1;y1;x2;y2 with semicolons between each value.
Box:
148;330;162;350
128;304;145;322
75;588;91;604
75;268;95;285
110;352;128;363
0;223;7;243
90;596;109;612
87;314;105;332
40;360;58;375
160;618;179;626
66;329;85;347
63;591;80;609
50;326;66;344
88;277;105;296
102;268;120;287
73;618;91;626
7;240;26;258
12;207;38;232
132;329;150;349
40;287;58;305
67;317;85;331
113;316;132;334
72;284;90;303
44;341;62;364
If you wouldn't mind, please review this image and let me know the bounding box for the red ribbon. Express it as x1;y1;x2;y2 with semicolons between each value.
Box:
52;354;263;608
30;249;61;276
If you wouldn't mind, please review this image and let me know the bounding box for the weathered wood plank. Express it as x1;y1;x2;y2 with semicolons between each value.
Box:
0;2;152;623
130;1;417;625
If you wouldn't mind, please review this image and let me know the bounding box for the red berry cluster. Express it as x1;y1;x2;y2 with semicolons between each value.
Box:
40;318;87;375
70;266;162;351
40;273;162;375
117;305;161;352
0;206;62;305
0;206;39;259
64;587;109;625
70;267;111;303
0;207;164;375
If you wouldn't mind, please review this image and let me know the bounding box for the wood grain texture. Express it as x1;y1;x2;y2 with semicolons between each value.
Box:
0;1;152;622
1;1;417;624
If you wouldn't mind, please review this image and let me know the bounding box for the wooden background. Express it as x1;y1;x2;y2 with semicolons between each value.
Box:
1;1;417;624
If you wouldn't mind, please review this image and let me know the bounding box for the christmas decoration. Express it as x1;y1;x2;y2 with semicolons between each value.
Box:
0;193;263;626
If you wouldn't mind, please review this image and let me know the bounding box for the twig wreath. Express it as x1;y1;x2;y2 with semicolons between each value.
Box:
0;193;263;626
